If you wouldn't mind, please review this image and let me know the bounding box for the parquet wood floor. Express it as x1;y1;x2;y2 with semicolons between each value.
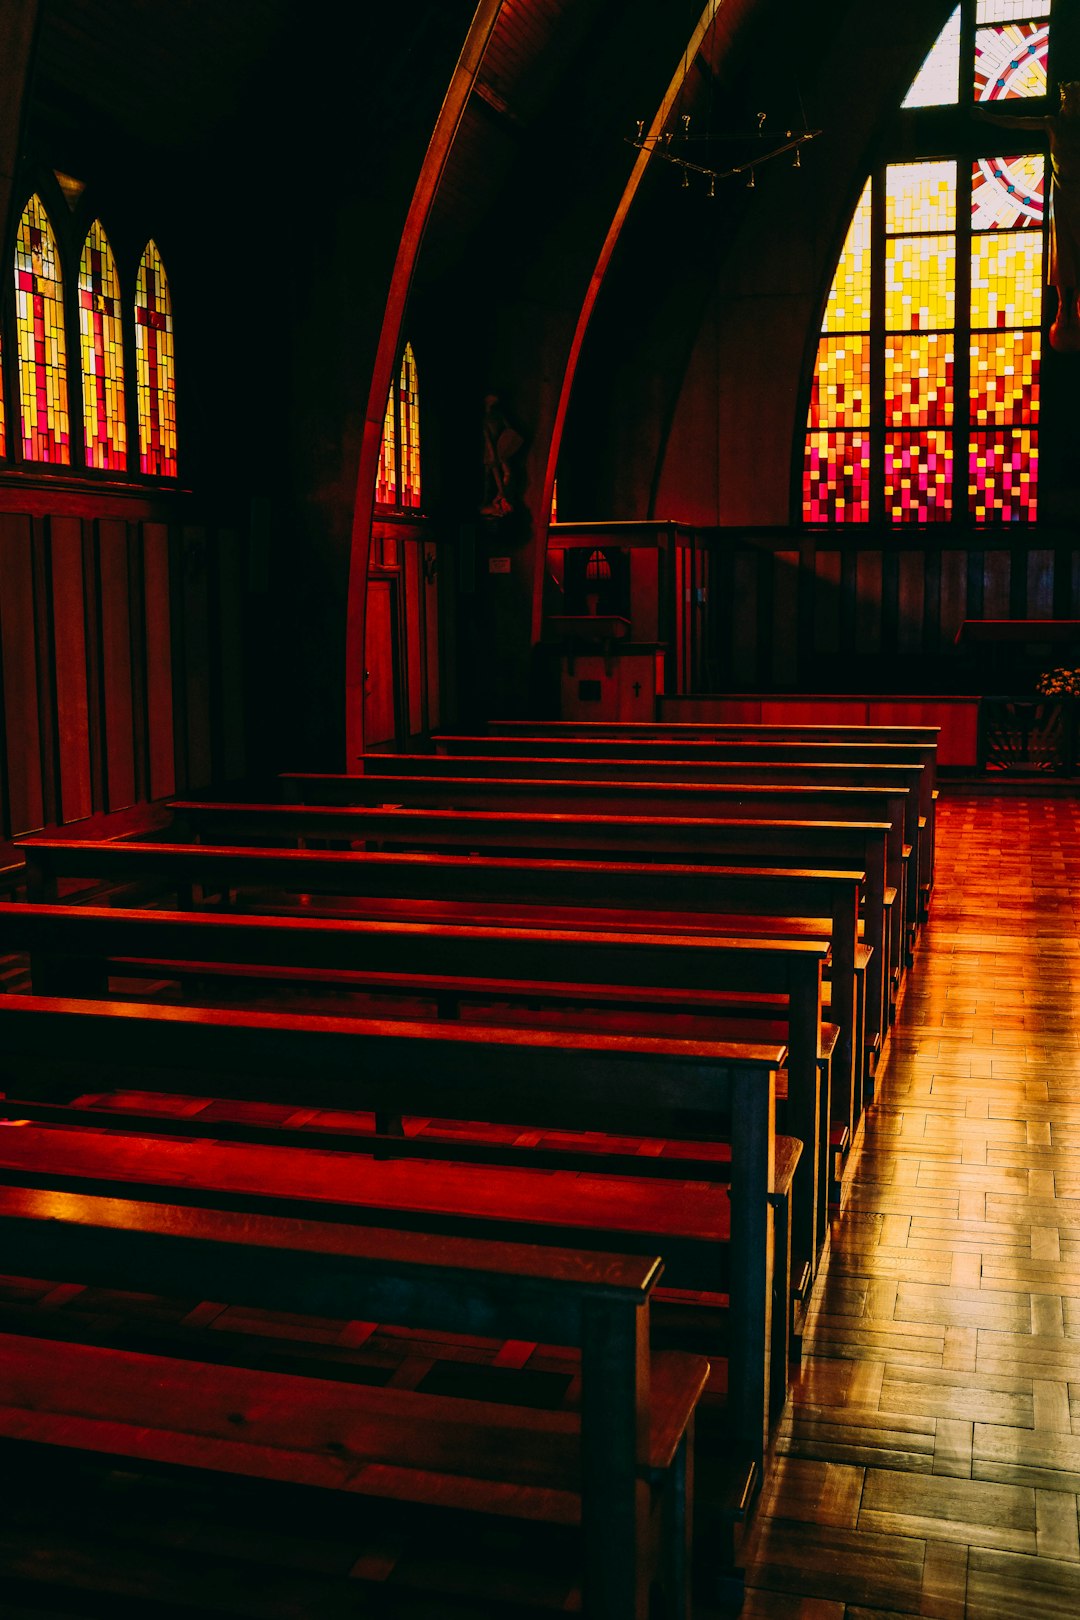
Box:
740;794;1080;1619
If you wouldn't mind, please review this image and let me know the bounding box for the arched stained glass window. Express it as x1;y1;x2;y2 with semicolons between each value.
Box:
376;342;421;511
14;194;70;464
78;220;126;470
135;241;177;477
803;0;1051;524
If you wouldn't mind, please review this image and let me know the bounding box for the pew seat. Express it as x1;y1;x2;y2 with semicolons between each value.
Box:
0;1186;706;1618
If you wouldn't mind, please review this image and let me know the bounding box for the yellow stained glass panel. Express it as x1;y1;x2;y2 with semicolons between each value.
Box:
822;179;872;333
14;194;70;464
377;381;396;504
885;334;955;427
400;342;421;510
79;220;126;471
970;330;1040;424
808;336;870;430
886;236;955;331
135;241;176;477
971;230;1042;328
886;161;956;235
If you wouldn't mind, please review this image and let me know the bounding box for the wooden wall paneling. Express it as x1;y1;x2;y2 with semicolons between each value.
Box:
771;551;799;688
363;576;398;747
813;550;842;657
855;550;882;655
731;549;759;687
424;541;441;731
181;526;213;792
404;540;424;739
49;517;93;824
1025;549;1054;619
127;526;149;805
80;523;106;815
966;549;985;620
983;550;1011;620
97;519;137;813
840;549;858;653
922;546;942;652
0;512;45;836
143;523;175;801
897;550;925;657
939;549;968;649
880;546;899;655
31;518;60;829
215;528;247;783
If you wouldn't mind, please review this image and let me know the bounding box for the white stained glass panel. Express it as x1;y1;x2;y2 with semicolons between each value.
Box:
976;0;1049;19
903;6;961;108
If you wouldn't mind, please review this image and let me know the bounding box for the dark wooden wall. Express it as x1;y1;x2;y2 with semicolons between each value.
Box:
701;529;1079;694
0;492;246;863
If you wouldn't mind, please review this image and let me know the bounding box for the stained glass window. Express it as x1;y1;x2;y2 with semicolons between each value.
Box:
376;342;422;511
14;194;70;464
803;5;1048;526
0;335;6;458
135;242;176;477
78;221;126;470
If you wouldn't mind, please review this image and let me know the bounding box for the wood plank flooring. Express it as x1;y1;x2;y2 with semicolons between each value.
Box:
740;793;1080;1620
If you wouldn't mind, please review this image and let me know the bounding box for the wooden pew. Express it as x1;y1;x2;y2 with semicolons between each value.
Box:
166;800;889;1094
434;732;938;914
20;838;864;1133
340;753;925;957
0;1181;702;1619
0;901;828;1293
0;997;786;1490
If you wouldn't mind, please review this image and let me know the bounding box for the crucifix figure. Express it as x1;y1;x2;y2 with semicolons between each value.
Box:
975;82;1080;352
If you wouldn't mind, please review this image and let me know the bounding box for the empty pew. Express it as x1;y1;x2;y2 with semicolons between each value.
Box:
0;901;828;1292
435;732;938;914
166;800;889;1093
20;838;865;1164
0;991;786;1496
0;1181;703;1619
340;753;926;957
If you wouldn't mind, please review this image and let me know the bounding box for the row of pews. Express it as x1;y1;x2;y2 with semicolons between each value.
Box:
0;714;938;1618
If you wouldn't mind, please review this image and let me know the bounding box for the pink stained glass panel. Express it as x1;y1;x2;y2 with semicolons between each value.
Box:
803;432;871;523
970;330;1040;425
808;336;871;429
885;432;953;522
974;21;1048;100
969;430;1038;520
885;334;955;427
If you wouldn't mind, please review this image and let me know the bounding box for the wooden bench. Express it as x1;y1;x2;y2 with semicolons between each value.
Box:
435;731;938;915
0;900;828;1289
19;838;866;1167
166;800;889;1096
0;1181;704;1618
343;753;926;958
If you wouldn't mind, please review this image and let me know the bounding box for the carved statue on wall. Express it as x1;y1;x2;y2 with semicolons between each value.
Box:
976;82;1080;351
480;393;524;519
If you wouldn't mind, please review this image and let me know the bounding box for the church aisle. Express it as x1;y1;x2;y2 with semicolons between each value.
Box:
739;794;1080;1620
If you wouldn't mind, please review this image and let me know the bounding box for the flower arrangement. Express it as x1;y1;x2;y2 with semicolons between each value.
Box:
1036;667;1080;698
